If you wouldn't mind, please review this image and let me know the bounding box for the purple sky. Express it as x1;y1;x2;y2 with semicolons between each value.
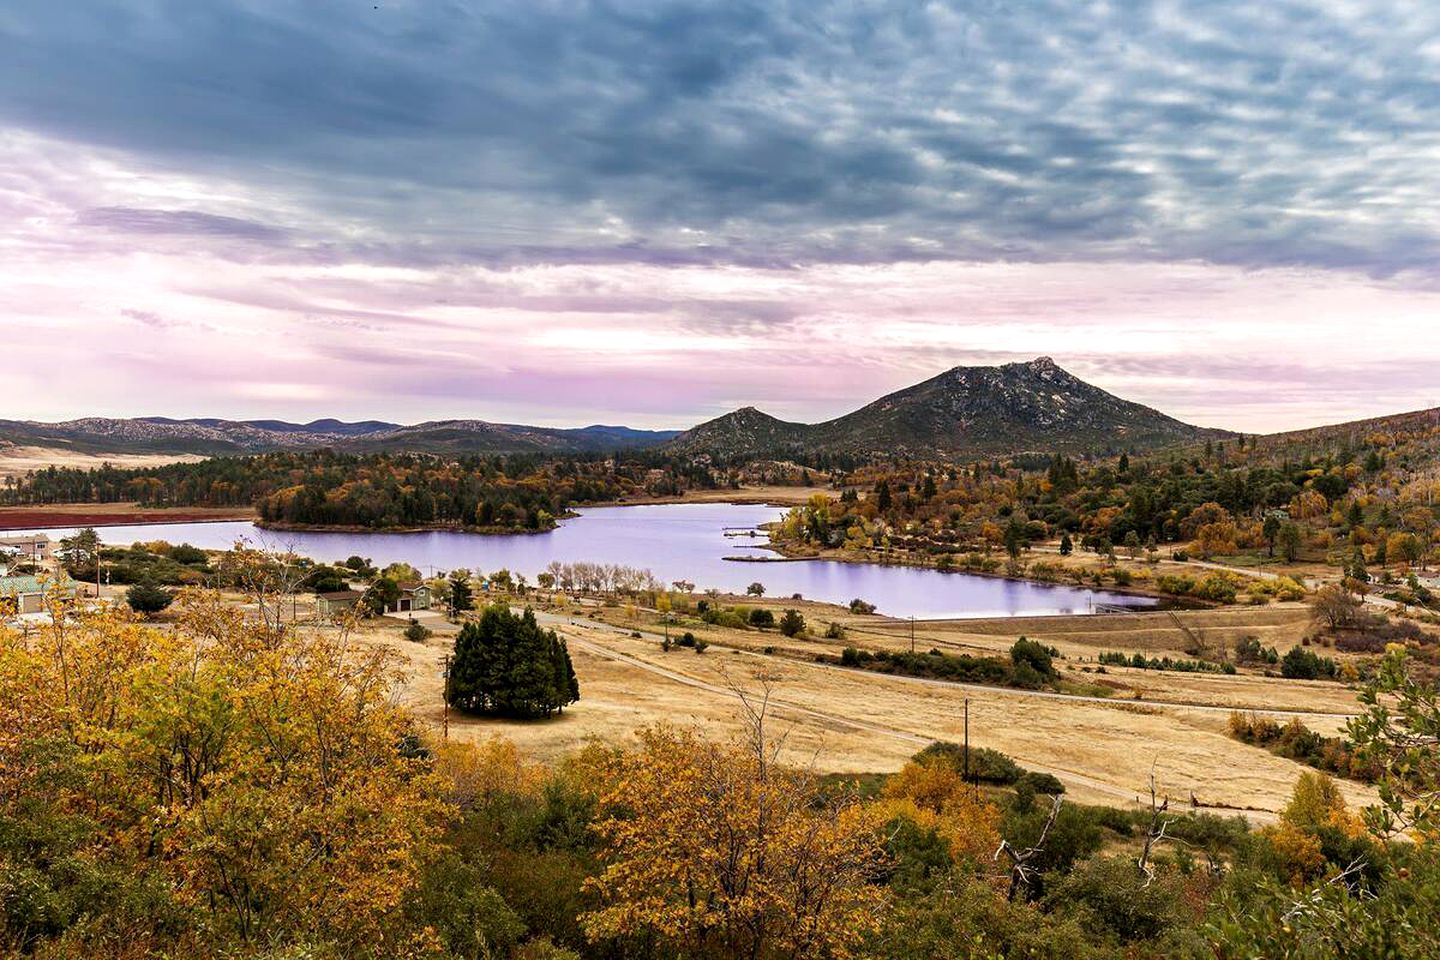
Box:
3;2;1439;433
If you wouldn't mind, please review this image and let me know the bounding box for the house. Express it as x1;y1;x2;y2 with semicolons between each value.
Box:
0;574;78;616
316;589;365;620
0;534;52;565
388;582;431;614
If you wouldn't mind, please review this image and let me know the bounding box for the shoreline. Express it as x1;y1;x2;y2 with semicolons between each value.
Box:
765;540;1186;606
256;520;560;536
0;500;1190;616
583;485;829;510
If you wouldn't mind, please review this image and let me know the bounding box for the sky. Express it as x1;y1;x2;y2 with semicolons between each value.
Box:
2;0;1439;432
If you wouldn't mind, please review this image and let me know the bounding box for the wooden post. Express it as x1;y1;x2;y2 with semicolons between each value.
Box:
963;697;970;789
441;654;452;741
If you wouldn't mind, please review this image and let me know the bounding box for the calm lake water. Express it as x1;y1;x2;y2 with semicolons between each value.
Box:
7;502;1154;620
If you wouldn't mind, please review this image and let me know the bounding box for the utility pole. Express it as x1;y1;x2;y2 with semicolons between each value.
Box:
909;615;915;654
963;698;970;792
441;654;452;741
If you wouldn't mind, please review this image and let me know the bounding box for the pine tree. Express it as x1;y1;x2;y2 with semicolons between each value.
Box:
448;571;474;616
446;605;579;719
874;480;892;512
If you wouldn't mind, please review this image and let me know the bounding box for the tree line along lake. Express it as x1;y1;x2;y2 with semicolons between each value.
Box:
3;502;1154;620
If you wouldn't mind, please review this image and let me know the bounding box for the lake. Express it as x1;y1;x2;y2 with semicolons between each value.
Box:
6;502;1155;620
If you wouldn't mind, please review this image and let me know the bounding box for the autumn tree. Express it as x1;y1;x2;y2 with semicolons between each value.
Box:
1387;532;1425;570
1310;584;1363;632
1193;521;1239;560
0;588;448;955
877;760;1001;867
582;695;888;959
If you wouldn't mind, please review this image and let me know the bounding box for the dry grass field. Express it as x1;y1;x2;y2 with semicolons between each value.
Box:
351;593;1379;820
0;445;204;479
596;484;833;507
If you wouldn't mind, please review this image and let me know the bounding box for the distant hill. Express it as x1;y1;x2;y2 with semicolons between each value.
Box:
143;417;401;437
342;421;680;455
1244;406;1440;461
0;417;679;458
666;358;1231;460
664;407;811;461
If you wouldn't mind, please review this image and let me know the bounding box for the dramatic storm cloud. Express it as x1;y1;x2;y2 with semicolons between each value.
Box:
2;1;1437;429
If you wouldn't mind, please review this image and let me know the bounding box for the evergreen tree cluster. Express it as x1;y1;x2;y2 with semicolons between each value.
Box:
446;605;579;719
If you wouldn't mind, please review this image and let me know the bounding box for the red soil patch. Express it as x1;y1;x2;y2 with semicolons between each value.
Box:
0;505;254;530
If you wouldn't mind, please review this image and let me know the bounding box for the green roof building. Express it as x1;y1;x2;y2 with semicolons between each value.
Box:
0;575;80;616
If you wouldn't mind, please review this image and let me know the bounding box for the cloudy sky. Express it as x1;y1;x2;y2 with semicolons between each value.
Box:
3;0;1438;431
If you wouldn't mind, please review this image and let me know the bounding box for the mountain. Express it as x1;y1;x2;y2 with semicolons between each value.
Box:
666;358;1230;460
0;358;1243;465
0;417;678;458
143;417;401;437
664;407;810;461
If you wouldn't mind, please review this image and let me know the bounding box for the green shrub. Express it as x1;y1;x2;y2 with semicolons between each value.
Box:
124;581;174;615
1280;646;1338;680
914;743;1024;785
1010;638;1058;679
1017;771;1066;796
1045;856;1184;944
778;609;805;637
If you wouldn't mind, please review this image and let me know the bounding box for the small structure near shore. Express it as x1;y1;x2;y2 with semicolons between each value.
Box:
316;589;365;620
0;574;78;616
387;581;431;615
0;534;52;564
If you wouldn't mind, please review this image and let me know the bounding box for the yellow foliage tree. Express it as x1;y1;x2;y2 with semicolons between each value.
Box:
582;723;889;959
1193;521;1239;560
877;761;1002;867
0;589;448;956
1260;771;1366;886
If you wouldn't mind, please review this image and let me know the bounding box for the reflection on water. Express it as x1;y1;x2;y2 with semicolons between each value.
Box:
6;502;1155;620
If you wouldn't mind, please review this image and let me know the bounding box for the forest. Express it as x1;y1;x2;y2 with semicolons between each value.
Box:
770;427;1440;602
2;590;1438;960
0;450;715;531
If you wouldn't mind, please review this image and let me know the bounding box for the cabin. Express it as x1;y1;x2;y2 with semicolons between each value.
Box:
388;582;431;614
0;574;79;616
316;589;365;620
